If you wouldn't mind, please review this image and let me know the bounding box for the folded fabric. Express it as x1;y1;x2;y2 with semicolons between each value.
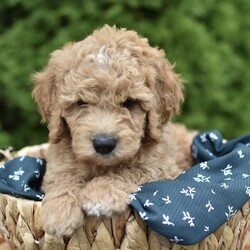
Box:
0;156;46;201
130;131;250;245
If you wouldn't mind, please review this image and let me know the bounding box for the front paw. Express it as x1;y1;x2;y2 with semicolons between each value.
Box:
40;194;84;237
81;189;130;217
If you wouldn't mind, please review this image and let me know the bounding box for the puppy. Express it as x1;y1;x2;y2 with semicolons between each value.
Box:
33;25;195;236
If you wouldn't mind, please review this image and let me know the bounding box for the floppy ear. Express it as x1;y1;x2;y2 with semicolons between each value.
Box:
32;50;66;144
143;49;184;142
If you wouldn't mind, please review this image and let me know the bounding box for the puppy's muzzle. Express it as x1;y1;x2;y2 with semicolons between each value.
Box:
93;134;117;155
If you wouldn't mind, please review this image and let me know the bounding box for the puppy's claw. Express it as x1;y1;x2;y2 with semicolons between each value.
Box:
82;192;130;217
83;202;113;217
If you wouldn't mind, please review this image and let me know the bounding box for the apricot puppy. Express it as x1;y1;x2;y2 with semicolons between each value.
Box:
33;25;195;236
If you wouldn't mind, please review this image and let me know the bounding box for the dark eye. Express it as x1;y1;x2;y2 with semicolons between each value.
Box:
77;100;88;108
121;98;137;109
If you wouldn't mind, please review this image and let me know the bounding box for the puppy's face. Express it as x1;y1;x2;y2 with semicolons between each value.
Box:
59;48;151;165
33;25;184;167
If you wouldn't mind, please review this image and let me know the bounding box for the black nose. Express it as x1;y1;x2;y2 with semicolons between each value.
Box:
93;134;117;155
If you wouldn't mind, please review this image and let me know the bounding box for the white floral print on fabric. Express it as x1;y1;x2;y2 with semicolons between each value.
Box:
180;186;196;199
0;156;46;201
162;214;175;226
130;130;250;245
162;196;171;204
8;167;24;181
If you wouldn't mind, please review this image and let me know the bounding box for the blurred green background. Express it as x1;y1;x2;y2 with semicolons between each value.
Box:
0;0;250;149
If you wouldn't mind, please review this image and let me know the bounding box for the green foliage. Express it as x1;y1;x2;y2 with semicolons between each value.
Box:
0;0;250;149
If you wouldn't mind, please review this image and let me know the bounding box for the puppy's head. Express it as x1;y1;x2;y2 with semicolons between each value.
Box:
33;25;184;166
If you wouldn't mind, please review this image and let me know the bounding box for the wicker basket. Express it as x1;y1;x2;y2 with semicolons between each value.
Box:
0;145;249;250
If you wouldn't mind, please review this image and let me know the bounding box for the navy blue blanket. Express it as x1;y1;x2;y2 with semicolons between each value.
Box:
130;131;250;245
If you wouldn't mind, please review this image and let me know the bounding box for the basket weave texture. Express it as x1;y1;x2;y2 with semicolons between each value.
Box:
0;145;249;250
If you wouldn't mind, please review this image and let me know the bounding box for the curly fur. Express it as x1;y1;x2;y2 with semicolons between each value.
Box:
33;25;196;236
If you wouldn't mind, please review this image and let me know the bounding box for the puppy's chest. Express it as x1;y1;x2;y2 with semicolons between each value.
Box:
82;162;132;181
